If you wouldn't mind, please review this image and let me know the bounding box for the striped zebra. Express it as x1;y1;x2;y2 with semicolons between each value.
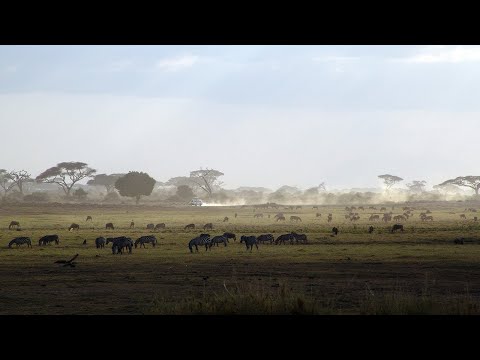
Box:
240;236;258;251
39;235;59;246
209;235;228;247
8;237;32;248
275;233;295;245
291;232;307;244
188;234;211;253
95;237;106;248
223;232;236;242
257;234;274;244
110;237;133;254
135;235;157;248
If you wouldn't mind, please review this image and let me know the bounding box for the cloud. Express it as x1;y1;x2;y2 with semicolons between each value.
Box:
400;46;480;63
156;55;199;72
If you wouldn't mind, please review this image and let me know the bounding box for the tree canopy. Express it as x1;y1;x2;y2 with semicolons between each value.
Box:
437;176;480;195
36;162;96;196
114;171;156;204
87;173;125;193
378;174;404;190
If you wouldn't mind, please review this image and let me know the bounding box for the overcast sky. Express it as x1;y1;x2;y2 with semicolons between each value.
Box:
0;45;479;190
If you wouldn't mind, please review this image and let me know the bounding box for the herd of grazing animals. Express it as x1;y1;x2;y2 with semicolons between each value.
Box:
4;205;475;253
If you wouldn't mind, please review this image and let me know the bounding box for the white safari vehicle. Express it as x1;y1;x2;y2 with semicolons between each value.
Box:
189;198;203;206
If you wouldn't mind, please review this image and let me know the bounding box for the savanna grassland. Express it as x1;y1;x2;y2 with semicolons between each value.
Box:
1;202;480;315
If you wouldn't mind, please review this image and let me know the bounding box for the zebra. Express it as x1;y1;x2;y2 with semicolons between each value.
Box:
209;235;228;247
110;237;133;254
39;234;59;246
291;232;307;244
8;221;20;230
105;223;115;230
95;237;106;248
257;234;274;244
240;236;258;251
223;232;236;242
188;234;211;253
203;223;213;230
135;235;157;248
146;223;155;230
8;237;31;248
332;227;339;236
155;223;165;230
69;223;80;231
184;223;195;230
290;216;302;222
275;233;295;245
276;215;286;222
391;224;404;233
254;213;263;218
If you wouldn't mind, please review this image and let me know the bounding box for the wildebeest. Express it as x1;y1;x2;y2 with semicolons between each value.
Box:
110;237;133;254
368;226;374;234
203;223;213;230
275;233;295;245
130;221;135;229
39;234;59;246
393;215;406;222
332;227;339;236
223;217;229;222
254;213;264;219
8;221;20;230
257;234;274;244
316;213;322;218
184;223;195;230
188;234;211;253
135;235;157;248
105;223;114;230
290;216;302;222
95;237;106;248
276;215;286;222
391;224;404;233
454;238;465;245
209;235;228;247
86;216;92;222
223;232;236;242
69;223;80;231
146;223;155;230
291;232;307;244
155;223;165;230
460;214;467;220
8;237;31;248
240;235;258;251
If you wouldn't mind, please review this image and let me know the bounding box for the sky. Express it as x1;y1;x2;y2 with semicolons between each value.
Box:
0;45;479;190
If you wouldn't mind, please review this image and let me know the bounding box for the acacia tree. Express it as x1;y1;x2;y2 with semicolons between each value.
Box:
378;174;404;190
36;162;96;196
0;169;16;199
87;173;125;193
406;180;427;193
189;168;224;197
176;185;195;200
437;176;480;195
114;171;156;204
433;183;461;194
9;170;34;194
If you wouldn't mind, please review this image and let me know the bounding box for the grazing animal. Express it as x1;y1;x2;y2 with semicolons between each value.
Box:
240;236;258;251
422;216;434;222
105;223;114;230
130;221;135;229
155;223;165;230
425;210;432;214
380;207;387;211
8;237;31;248
82;239;87;246
254;213;264;218
223;217;229;222
203;223;213;230
135;235;157;248
291;232;307;244
332;227;339;236
188;234;211;253
275;233;295;245
276;215;286;222
184;223;195;230
454;238;465;245
69;223;80;231
393;215;406;222
111;237;133;254
95;237;106;248
8;221;20;230
369;215;380;221
146;223;155;230
86;216;92;222
39;235;59;246
368;226;374;234
313;206;318;209
234;213;238;218
223;232;236;242
209;235;228;247
327;214;333;223
391;224;404;233
257;234;274;244
316;213;322;218
290;216;302;222
460;214;467;220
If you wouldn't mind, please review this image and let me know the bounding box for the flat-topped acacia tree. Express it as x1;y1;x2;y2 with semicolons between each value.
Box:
437;176;480;196
378;174;404;191
36;162;96;197
114;171;156;204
